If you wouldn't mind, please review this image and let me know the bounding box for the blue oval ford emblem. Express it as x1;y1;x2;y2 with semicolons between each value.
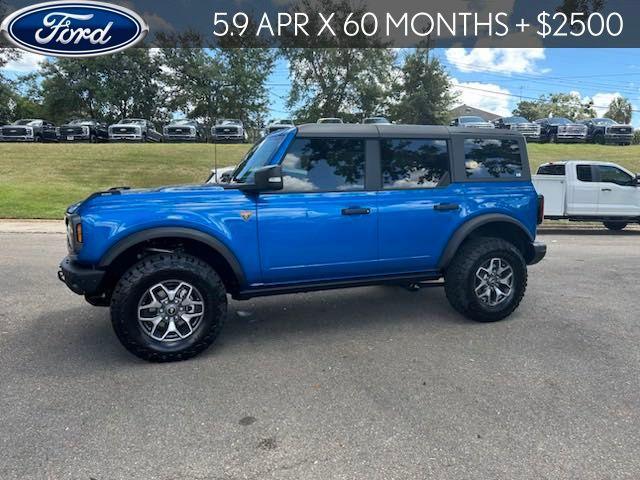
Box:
1;1;148;57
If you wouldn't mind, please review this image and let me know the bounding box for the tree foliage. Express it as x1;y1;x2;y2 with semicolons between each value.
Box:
390;46;457;125
605;96;632;124
513;93;596;121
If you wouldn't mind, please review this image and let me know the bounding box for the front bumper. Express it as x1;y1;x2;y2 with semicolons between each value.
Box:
0;136;35;142
58;257;106;296
165;135;198;142
528;242;547;266
604;134;633;143
109;135;143;141
556;135;587;143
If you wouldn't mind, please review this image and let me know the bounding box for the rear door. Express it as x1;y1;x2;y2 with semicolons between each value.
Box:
376;137;461;273
567;164;600;215
595;165;640;216
257;136;378;284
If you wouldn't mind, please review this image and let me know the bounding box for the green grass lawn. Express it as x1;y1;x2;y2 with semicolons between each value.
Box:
1;142;639;219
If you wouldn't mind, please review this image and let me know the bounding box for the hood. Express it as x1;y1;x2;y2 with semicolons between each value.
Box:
110;123;143;128
464;122;494;128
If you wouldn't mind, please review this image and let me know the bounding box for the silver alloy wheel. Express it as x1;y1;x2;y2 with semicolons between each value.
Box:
137;280;205;342
474;258;514;307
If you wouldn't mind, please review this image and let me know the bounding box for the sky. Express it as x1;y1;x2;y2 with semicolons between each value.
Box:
3;48;640;126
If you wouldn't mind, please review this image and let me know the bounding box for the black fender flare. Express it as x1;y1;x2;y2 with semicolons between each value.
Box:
437;214;534;269
98;227;246;286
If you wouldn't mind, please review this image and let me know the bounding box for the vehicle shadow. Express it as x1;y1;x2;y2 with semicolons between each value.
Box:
15;286;469;369
540;228;640;236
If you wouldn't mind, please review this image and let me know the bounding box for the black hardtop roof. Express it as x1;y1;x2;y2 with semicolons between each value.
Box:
296;123;523;138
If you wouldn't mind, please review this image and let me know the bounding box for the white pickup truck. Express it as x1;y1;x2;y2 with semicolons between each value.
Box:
533;161;640;231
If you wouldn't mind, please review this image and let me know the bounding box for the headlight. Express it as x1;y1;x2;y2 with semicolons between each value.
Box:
82;126;89;135
56;127;61;135
25;127;33;135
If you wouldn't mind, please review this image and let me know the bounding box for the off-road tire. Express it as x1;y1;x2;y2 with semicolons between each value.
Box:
110;253;227;362
603;221;627;231
444;237;527;323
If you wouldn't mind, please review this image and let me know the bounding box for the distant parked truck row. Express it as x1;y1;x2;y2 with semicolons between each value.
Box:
450;115;634;145
0;118;254;143
0;115;634;145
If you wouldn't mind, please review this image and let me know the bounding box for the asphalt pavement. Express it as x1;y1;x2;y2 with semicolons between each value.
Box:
0;231;639;480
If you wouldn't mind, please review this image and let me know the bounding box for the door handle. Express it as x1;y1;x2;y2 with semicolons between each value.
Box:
601;188;612;192
342;207;371;216
434;203;460;212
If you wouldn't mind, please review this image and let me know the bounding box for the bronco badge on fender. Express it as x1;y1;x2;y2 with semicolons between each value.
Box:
0;0;148;57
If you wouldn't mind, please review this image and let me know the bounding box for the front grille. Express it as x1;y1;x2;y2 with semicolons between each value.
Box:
559;126;586;135
514;124;540;135
2;127;28;136
167;127;194;135
111;127;138;134
60;126;85;135
608;126;632;134
215;126;239;135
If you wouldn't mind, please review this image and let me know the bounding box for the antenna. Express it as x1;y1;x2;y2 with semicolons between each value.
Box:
214;126;218;183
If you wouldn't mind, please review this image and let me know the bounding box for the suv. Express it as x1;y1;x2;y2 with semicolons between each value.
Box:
109;119;163;142
577;118;634;145
163;119;207;142
211;119;248;143
58;124;546;362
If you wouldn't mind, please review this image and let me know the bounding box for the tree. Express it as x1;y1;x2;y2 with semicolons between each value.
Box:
160;47;274;127
390;46;457;125
605;96;632;124
513;92;596;120
281;0;396;122
0;0;23;121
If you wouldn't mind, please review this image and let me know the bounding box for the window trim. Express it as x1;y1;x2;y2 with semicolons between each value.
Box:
451;134;531;183
379;137;453;191
576;164;595;183
268;136;370;194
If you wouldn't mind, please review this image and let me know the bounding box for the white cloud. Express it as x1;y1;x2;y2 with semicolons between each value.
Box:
445;48;547;75
451;78;512;117
2;52;47;73
588;92;622;116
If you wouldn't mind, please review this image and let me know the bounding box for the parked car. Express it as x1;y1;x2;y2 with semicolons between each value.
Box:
362;117;391;124
264;119;295;136
493;116;541;141
58;124;546;362
577;118;634;145
533;161;639;230
449;116;494;129
0;119;57;142
109;119;163;142
317;118;344;124
163;119;207;142
206;166;236;184
535;117;587;143
58;119;108;143
211;119;248;143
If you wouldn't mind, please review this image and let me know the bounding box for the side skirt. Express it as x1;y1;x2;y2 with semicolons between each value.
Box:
234;272;443;300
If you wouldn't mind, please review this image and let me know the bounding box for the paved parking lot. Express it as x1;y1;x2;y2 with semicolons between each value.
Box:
1;231;639;480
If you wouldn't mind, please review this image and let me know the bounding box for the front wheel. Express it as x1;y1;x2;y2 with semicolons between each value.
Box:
444;237;527;323
603;221;627;231
110;253;227;362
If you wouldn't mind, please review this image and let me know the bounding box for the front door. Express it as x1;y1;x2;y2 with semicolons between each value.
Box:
595;164;640;216
258;137;378;284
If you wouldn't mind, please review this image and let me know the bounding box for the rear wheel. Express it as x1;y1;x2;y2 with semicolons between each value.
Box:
110;253;227;362
594;133;606;145
603;221;627;231
444;238;527;323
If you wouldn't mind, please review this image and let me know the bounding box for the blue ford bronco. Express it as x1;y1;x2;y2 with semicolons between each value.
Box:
59;124;546;362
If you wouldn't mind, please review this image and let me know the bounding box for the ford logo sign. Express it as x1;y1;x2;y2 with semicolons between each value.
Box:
0;1;148;57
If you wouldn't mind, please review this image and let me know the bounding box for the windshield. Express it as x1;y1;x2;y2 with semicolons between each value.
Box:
592;118;617;126
69;119;94;125
548;118;572;125
14;119;40;126
460;116;486;123
219;119;242;126
364;118;389;124
504;117;528;124
171;119;194;125
122;119;146;125
231;134;287;183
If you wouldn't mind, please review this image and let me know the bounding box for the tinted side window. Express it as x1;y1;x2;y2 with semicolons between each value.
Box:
464;138;523;179
537;164;565;176
281;138;365;192
576;165;593;182
381;139;449;189
597;166;634;186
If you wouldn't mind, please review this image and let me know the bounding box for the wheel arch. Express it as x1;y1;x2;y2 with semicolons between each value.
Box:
98;227;246;295
438;214;535;269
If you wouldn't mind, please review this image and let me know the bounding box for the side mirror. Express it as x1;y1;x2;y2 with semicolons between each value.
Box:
251;165;283;192
636;173;640;185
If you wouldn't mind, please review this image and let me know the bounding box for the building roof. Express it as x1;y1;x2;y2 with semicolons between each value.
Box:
449;104;501;122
